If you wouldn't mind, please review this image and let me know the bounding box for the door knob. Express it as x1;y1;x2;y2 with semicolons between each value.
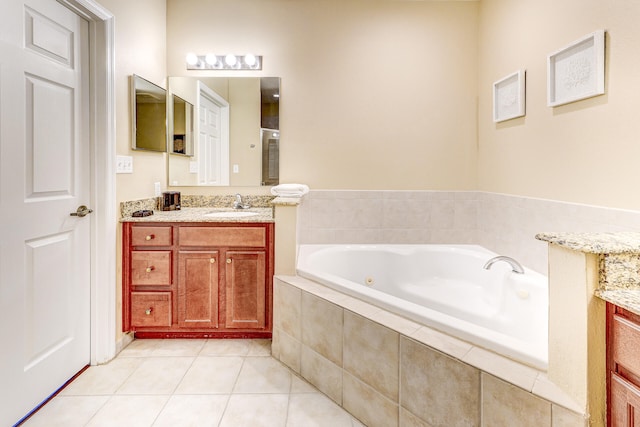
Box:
70;205;93;217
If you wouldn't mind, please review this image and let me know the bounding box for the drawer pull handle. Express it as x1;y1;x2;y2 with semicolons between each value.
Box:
145;234;154;241
226;258;232;264
210;258;216;264
146;266;155;273
145;308;152;315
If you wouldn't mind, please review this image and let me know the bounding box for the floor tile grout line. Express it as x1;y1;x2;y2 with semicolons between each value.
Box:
217;353;247;426
149;350;201;425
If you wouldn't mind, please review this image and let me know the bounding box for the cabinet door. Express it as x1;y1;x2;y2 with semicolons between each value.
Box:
177;251;219;328
612;373;640;427
225;251;266;329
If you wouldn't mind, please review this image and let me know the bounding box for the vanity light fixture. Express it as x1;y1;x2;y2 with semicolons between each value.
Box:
186;53;262;70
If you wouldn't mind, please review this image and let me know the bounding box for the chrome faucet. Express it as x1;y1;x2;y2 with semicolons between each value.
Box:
233;193;251;209
483;256;525;274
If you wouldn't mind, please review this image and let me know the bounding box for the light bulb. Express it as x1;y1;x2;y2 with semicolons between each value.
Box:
205;53;218;65
225;54;237;67
186;53;199;66
244;53;256;66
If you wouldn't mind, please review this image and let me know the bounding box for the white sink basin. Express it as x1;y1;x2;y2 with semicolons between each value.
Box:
204;210;260;218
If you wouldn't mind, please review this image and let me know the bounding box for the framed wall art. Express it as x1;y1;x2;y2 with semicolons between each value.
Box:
493;70;526;123
547;30;605;107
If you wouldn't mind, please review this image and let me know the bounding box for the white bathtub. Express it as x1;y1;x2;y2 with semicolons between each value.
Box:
296;244;549;370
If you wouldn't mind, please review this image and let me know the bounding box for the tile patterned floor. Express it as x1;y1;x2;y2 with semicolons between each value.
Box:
21;339;365;427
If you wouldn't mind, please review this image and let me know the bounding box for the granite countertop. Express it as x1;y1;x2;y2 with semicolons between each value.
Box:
536;231;640;316
120;207;274;223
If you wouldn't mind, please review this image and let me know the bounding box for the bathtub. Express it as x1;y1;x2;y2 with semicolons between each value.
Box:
296;244;549;370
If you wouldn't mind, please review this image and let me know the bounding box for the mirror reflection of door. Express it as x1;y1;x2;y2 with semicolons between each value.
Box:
197;81;229;185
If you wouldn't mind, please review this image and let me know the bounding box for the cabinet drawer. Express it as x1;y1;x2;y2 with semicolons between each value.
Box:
131;251;172;286
612;314;640;377
131;292;172;327
179;226;266;247
131;226;172;246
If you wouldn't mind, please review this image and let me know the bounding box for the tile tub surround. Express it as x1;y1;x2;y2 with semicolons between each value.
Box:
297;190;640;275
272;275;587;427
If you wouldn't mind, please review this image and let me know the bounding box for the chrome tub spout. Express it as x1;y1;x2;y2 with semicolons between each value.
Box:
483;255;524;274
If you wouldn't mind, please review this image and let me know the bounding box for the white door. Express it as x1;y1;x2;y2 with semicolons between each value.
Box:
0;0;91;424
197;81;229;185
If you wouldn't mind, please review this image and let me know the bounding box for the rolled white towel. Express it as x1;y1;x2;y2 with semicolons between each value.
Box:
271;183;310;197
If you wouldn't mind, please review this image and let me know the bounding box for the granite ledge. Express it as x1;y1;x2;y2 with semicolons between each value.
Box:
595;289;640;317
535;232;640;254
536;232;640;312
271;196;302;206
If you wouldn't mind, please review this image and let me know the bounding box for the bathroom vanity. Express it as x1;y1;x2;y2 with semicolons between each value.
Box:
121;208;274;338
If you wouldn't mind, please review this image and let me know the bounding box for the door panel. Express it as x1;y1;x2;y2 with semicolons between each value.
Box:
27;75;74;197
0;0;90;424
178;251;220;328
225;251;266;329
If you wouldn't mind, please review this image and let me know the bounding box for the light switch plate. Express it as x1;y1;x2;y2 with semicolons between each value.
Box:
116;155;133;173
154;182;161;196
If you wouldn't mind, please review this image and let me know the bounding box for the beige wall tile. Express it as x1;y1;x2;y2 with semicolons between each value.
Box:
400;408;434;427
301;293;343;365
343;372;399;427
400;337;480;426
343;311;400;401
271;327;281;359
552;405;587;427
273;279;302;340
273;327;301;374
288;393;356;427
482;373;551;427
300;345;343;404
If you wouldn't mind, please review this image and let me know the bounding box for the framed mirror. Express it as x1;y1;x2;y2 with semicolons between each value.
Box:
167;76;280;186
131;75;167;152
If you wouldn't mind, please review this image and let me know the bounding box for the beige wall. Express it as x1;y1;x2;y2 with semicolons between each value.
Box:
99;0;167;341
109;0;640;206
166;0;479;191
100;0;167;205
478;0;640;211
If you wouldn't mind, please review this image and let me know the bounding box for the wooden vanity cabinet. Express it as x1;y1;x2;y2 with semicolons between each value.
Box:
607;303;640;426
122;222;274;338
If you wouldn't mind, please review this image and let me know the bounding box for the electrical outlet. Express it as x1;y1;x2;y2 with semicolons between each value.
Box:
233;164;239;173
116;155;133;173
154;182;161;197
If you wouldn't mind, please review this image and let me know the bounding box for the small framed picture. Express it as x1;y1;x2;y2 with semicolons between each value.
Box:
493;70;526;123
547;30;605;107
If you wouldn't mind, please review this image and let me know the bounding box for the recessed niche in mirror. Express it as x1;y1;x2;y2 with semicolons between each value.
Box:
131;74;167;152
167;76;280;186
170;94;193;156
